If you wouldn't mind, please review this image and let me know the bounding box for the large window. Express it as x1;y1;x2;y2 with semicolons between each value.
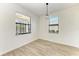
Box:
16;13;31;35
49;16;59;33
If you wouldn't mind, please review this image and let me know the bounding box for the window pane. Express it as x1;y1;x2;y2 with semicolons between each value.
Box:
49;16;58;24
16;13;31;35
49;26;58;31
21;24;24;33
16;19;23;23
26;25;29;33
49;16;59;33
25;16;30;24
24;25;26;33
16;24;20;34
28;25;31;33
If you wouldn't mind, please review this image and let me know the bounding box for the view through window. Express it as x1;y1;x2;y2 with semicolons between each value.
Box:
49;16;59;33
16;13;31;35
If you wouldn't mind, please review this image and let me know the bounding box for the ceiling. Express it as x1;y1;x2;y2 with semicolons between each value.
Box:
20;3;79;16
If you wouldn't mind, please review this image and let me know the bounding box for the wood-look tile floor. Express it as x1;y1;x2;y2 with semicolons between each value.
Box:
3;39;79;56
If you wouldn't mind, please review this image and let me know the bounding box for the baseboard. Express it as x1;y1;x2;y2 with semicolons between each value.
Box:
38;38;79;49
1;38;79;56
0;39;37;56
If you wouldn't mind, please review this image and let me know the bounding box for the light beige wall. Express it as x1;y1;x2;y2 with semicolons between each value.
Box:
0;3;39;55
38;5;79;48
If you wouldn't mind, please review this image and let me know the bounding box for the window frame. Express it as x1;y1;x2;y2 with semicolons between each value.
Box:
49;16;59;33
16;22;31;35
16;13;31;35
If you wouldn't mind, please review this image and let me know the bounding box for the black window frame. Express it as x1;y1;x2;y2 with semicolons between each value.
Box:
49;16;59;33
16;18;31;35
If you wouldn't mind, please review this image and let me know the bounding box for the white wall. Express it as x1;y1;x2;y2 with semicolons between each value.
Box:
0;3;39;55
38;5;79;48
1;3;79;55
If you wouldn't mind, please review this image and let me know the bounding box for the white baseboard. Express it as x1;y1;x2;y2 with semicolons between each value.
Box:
39;38;79;49
0;39;37;56
1;38;79;56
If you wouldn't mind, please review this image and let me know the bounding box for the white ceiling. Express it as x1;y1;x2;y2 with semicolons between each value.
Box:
20;3;79;16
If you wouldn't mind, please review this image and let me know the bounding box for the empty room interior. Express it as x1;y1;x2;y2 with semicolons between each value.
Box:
1;3;79;56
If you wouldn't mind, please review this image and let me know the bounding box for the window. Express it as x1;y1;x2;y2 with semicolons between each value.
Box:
49;16;59;33
16;13;31;35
